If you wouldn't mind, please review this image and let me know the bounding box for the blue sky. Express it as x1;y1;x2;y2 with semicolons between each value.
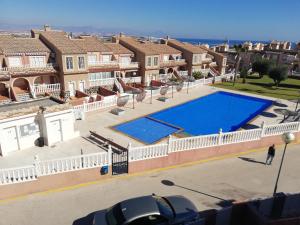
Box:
0;0;299;41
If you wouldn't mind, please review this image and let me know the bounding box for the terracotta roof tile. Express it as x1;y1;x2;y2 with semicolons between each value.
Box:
104;43;133;55
73;36;112;53
168;39;207;54
0;35;51;54
119;36;181;55
40;31;85;54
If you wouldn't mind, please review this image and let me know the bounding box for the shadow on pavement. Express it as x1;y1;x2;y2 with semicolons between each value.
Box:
260;111;277;118
161;180;229;203
238;157;265;165
241;124;260;130
72;212;96;225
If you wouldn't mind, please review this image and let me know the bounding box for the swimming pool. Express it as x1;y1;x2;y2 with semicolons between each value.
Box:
113;91;273;144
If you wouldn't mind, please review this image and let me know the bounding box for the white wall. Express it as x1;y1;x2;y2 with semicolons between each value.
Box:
40;109;80;146
0;113;40;156
0;109;80;156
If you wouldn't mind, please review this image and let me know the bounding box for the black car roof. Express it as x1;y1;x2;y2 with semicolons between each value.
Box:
120;196;161;222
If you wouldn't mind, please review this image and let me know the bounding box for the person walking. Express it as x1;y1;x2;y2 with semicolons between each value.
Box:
266;144;276;165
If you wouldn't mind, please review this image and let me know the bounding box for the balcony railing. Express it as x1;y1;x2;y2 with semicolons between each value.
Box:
1;63;57;75
88;61;119;68
160;59;186;67
123;76;142;83
119;62;139;69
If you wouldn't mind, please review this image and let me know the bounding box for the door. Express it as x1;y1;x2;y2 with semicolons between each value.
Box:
68;82;75;97
112;149;128;175
79;81;85;92
50;120;62;144
3;126;19;153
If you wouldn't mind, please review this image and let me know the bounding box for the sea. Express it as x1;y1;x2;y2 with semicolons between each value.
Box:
176;38;297;48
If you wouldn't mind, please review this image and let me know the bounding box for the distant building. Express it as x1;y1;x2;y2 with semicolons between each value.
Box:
252;42;265;51
267;40;292;50
212;43;229;53
242;41;253;51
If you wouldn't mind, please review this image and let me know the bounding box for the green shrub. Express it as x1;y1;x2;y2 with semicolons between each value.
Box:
192;71;204;80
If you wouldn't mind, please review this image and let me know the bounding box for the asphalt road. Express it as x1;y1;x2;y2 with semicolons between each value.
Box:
1;144;300;225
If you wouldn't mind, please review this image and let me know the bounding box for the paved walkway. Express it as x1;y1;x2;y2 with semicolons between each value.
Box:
0;84;296;169
0;143;299;225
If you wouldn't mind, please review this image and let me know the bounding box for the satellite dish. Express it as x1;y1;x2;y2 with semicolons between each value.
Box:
117;95;129;107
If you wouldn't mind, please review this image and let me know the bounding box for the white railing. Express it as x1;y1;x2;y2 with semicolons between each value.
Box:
73;95;117;113
88;61;119;67
129;143;168;161
263;122;300;137
89;78;116;87
5;63;57;71
170;134;219;152
119;62;139;69
1;121;299;185
0;165;37;185
38;152;108;176
178;71;188;76
32;83;61;94
123;76;142;84
220;129;262;145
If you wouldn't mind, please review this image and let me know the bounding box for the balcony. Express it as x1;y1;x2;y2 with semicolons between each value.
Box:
0;68;10;80
1;63;57;76
119;62;139;70
88;61;119;69
202;58;213;63
160;59;186;67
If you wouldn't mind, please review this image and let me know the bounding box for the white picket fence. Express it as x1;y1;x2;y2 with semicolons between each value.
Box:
129;121;300;161
32;83;61;95
38;152;109;176
0;152;109;185
73;95;117;113
0;121;299;185
0;165;37;185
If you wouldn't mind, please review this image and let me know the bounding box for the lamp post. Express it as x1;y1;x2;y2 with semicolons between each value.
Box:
273;132;295;196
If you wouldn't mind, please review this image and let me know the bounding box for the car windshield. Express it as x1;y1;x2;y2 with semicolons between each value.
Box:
106;203;126;225
154;196;174;219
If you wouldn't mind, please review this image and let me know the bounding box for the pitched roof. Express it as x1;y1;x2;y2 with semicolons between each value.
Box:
104;43;133;55
73;36;112;53
119;36;181;55
0;35;50;54
40;31;85;54
168;39;207;54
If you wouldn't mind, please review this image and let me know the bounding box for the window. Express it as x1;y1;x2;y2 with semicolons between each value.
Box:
106;204;126;225
193;55;199;63
78;56;85;69
88;54;97;65
163;55;169;62
8;57;22;67
153;57;159;66
147;57;152;67
66;57;73;70
29;56;45;68
120;57;131;65
102;55;111;62
89;72;112;81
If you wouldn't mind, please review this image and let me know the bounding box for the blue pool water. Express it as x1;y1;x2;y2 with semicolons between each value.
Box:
113;92;273;144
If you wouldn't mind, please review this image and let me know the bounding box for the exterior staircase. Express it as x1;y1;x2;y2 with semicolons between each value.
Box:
16;92;33;102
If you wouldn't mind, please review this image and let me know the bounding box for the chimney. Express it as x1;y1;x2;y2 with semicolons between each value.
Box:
44;24;51;31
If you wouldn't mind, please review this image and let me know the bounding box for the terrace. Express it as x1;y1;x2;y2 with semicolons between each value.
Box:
160;58;186;67
0;63;57;76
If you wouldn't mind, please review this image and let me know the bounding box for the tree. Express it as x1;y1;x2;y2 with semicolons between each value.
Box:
269;65;288;87
240;67;248;83
252;59;274;78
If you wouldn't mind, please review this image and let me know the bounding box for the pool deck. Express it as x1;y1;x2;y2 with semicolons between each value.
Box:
0;85;297;168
